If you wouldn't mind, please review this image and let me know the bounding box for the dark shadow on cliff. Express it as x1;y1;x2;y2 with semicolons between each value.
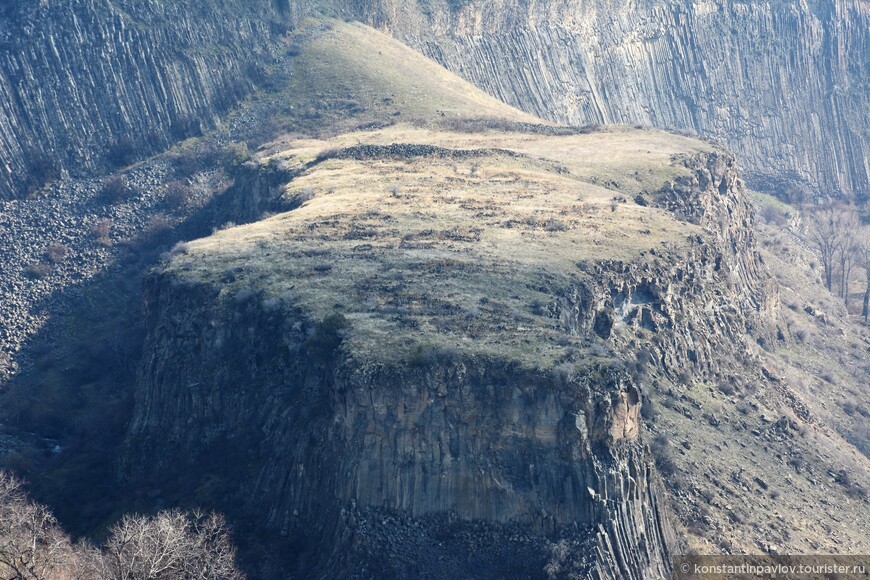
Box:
0;165;295;564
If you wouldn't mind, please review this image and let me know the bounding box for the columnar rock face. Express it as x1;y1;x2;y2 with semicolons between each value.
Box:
0;0;295;199
563;153;778;379
126;273;675;578
357;0;868;199
2;1;865;200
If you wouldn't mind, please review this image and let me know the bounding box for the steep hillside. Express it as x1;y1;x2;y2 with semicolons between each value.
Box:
124;127;713;578
0;10;866;580
3;1;865;201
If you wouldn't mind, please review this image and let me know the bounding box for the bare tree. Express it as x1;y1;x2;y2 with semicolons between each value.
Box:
835;207;860;306
102;509;243;580
1;471;244;580
858;227;870;323
0;471;76;580
807;204;844;292
806;203;861;305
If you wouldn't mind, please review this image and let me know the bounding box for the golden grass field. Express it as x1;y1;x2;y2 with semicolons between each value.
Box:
169;122;714;365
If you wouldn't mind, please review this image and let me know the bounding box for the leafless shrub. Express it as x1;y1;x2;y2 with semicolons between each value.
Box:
545;539;571;578
102;510;243;580
0;471;76;579
46;242;68;263
101;175;133;203
164;181;192;209
0;471;244;579
90;218;112;246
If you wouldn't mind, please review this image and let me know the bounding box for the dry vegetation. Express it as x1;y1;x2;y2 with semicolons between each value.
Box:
161;18;870;557
162;124;870;556
0;471;243;579
270;124;711;197
639;192;870;556
23;15;860;566
166;126;709;366
234;18;542;147
152;21;870;554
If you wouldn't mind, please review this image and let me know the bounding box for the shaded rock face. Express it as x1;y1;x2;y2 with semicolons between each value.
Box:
125;281;673;578
123;152;772;578
0;0;296;199
360;0;867;199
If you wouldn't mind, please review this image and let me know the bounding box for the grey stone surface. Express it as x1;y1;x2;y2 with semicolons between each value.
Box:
0;0;292;199
361;0;868;199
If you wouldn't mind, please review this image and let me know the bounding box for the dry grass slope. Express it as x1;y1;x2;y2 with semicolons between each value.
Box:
169;126;712;365
246;18;541;142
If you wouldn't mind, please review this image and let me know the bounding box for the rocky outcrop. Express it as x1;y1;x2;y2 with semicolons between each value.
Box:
0;0;295;199
556;152;777;381
122;150;773;578
125;274;674;577
356;0;868;199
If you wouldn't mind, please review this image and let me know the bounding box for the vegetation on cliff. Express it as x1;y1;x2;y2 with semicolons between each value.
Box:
0;9;867;580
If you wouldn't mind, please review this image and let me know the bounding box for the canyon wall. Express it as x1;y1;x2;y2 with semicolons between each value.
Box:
2;1;865;200
125;280;675;576
356;0;868;200
0;0;298;199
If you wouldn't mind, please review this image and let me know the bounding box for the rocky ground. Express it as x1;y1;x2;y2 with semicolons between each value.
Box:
0;160;230;381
